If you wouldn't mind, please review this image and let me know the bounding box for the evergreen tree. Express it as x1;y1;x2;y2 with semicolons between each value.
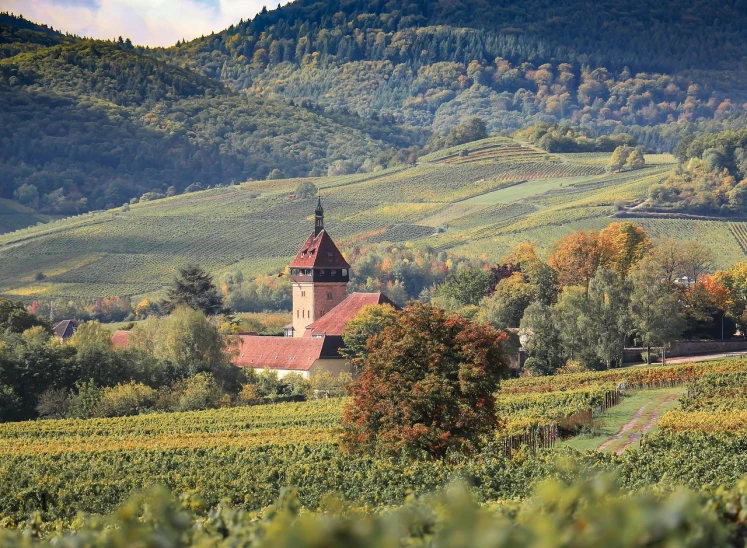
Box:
161;265;228;316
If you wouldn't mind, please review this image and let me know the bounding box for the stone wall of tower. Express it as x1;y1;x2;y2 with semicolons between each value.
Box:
292;280;348;337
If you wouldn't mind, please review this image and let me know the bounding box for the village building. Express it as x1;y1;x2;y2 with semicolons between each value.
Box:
109;199;394;378
234;199;395;378
53;319;78;342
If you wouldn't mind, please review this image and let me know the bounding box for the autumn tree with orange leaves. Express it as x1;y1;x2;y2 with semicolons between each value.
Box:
341;303;509;459
548;222;650;286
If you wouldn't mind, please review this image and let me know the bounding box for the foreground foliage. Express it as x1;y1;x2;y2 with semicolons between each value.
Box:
1;472;739;546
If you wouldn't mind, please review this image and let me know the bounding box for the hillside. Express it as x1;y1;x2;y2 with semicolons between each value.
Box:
161;0;747;146
0;32;395;216
1;137;744;303
0;12;77;59
4;3;747;224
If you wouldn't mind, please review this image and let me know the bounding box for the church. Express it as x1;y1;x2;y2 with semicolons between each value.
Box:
232;199;395;378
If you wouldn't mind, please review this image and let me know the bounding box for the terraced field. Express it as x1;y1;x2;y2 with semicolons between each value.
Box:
0;138;743;301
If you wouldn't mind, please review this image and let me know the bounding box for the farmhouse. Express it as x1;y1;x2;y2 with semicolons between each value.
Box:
53;319;78;342
233;199;395;378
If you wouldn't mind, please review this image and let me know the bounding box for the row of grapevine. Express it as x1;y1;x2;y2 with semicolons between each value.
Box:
501;359;747;394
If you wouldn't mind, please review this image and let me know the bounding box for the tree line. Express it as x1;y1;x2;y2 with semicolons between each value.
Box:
427;222;738;373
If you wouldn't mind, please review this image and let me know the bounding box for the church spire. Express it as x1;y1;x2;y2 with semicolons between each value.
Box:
314;196;324;236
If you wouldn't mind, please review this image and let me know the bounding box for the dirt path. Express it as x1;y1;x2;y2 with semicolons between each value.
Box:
613;392;680;455
597;402;651;452
597;391;681;454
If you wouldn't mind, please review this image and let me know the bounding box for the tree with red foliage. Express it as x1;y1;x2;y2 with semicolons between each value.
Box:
341;302;509;459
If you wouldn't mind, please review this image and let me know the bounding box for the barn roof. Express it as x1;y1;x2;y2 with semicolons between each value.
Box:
303;292;396;337
288;230;350;269
233;334;343;371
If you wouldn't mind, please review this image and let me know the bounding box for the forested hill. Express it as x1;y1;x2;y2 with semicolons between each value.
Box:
0;13;77;59
5;2;747;223
160;0;747;146
0;23;394;216
168;0;747;74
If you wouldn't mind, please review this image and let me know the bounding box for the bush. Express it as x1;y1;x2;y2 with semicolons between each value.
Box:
282;373;311;397
310;371;352;398
66;380;103;419
139;192;165;202
174;373;222;412
95;382;157;418
36;388;70;418
184;182;203;193
295;181;318;198
236;383;261;405
255;368;284;398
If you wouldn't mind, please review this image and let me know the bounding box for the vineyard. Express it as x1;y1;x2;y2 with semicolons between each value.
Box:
2;357;747;528
0;137;743;301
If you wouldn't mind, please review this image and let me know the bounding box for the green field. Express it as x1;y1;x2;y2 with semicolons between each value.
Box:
0;138;741;301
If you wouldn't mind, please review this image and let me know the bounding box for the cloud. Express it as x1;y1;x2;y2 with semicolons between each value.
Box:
1;0;289;47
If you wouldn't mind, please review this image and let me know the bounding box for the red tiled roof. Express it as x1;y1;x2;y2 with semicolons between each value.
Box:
111;330;132;349
303;292;396;337
233;335;342;371
289;230;350;269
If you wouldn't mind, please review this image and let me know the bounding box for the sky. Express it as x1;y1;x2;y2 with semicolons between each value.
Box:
1;0;291;47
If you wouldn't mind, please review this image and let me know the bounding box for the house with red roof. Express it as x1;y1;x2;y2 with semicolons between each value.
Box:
110;199;396;379
234;198;397;378
111;329;132;350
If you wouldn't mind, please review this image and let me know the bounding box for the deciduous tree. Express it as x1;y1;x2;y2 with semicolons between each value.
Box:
339;304;397;372
629;264;685;363
519;302;565;375
0;298;50;334
342;303;508;459
587;268;631;368
607;145;632;172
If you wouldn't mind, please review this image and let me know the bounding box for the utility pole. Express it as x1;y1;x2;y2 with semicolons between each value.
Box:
49;301;53;323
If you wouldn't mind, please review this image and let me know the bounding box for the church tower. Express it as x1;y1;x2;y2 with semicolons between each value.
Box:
288;199;350;337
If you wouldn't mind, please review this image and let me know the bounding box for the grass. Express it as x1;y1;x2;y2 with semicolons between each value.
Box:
460;176;593;205
0;139;744;302
562;387;683;452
